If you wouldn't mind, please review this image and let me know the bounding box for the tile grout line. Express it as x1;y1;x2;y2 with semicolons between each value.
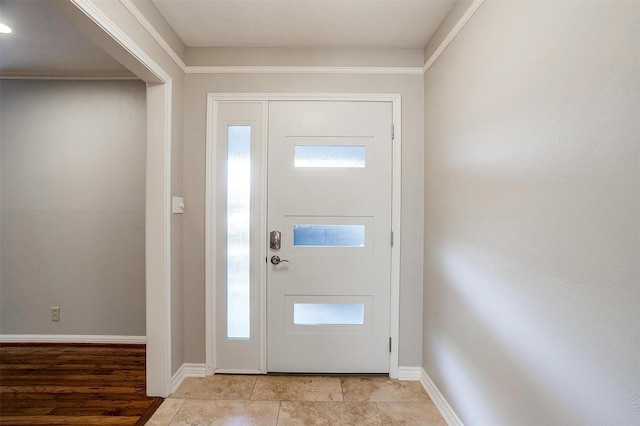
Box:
249;375;258;400
374;402;385;425
167;398;186;426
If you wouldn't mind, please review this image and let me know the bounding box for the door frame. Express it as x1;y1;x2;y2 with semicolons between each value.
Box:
61;0;174;396
205;93;402;378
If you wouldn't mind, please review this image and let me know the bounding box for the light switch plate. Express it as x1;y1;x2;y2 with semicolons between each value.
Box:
172;196;184;214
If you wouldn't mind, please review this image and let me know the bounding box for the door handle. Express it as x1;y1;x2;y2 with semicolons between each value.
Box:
270;231;281;251
270;255;289;265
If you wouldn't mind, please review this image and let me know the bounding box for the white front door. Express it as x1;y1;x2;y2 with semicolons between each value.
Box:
266;101;393;373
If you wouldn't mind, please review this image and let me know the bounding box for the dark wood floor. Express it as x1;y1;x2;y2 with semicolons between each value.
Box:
0;344;163;425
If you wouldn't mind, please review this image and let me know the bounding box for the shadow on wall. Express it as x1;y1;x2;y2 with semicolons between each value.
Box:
427;239;635;425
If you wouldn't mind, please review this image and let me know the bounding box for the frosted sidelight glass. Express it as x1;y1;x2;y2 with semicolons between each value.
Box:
293;303;365;325
227;125;251;339
293;224;365;247
294;145;365;168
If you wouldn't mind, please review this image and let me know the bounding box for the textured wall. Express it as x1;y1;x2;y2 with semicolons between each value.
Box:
423;1;640;424
0;79;147;336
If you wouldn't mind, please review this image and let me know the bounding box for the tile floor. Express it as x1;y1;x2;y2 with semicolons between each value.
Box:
146;375;447;425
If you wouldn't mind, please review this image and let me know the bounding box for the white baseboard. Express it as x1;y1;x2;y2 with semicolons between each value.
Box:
420;368;464;426
171;363;206;394
398;366;423;381
0;334;146;344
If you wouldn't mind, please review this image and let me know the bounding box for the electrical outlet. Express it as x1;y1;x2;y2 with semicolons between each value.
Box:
51;307;60;321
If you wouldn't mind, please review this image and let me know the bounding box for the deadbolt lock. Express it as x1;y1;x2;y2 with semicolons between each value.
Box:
270;230;281;251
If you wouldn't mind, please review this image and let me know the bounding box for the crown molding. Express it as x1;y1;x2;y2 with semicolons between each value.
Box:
187;66;423;75
423;0;485;74
122;1;423;77
119;0;187;72
0;73;139;80
119;0;483;76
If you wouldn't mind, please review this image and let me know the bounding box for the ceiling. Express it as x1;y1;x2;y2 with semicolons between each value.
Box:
0;0;454;76
152;0;454;49
0;0;132;76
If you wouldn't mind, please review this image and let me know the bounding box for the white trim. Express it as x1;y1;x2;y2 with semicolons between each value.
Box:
144;81;173;398
188;66;423;75
214;369;263;375
119;0;187;72
0;73;139;80
398;366;422;381
420;368;464;426
70;0;173;397
204;95;217;376
117;0;482;77
258;101;269;374
70;0;170;83
206;93;401;103
389;94;401;379
0;335;146;344
205;93;402;377
171;363;206;394
112;0;425;78
423;0;485;74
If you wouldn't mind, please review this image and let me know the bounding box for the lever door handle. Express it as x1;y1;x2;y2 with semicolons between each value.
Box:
270;255;289;265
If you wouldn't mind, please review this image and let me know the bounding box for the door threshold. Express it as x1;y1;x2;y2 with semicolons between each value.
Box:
266;372;389;378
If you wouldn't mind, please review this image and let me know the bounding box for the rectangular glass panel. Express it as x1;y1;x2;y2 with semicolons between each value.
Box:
293;303;365;325
293;224;365;247
227;125;251;339
294;145;365;168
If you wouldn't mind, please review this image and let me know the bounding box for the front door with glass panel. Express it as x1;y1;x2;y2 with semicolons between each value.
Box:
267;101;392;373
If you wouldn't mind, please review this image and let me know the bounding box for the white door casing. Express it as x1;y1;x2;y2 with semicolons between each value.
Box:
205;94;401;377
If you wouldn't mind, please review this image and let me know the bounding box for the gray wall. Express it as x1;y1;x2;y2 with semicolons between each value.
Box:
182;54;425;367
423;1;639;425
0;79;147;336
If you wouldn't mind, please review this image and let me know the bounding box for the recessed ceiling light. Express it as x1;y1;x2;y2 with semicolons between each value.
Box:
0;23;13;34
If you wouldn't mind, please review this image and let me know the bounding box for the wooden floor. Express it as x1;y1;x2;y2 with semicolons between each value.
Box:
0;344;163;425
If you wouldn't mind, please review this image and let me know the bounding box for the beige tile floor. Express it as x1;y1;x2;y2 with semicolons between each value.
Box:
146;375;447;425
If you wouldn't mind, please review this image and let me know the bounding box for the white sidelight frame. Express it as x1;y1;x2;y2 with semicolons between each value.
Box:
212;103;265;373
205;93;402;378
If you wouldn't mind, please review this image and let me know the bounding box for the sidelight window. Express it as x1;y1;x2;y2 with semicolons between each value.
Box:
226;125;251;339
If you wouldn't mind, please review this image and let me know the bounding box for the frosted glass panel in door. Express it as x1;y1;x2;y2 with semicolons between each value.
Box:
293;224;365;247
294;145;366;168
226;125;251;339
293;303;365;325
